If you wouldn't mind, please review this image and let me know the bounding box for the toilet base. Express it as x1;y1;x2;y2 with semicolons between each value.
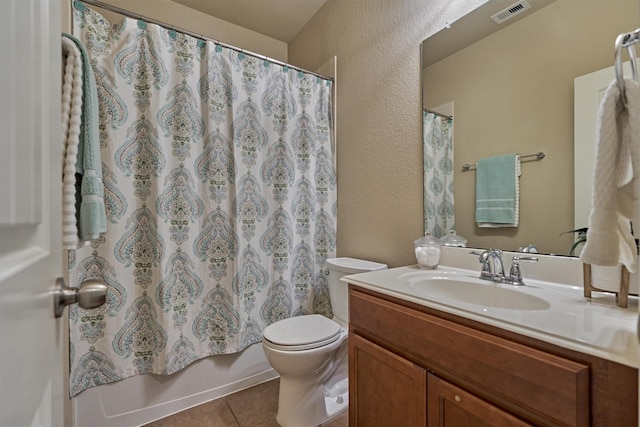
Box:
323;376;349;420
275;375;348;427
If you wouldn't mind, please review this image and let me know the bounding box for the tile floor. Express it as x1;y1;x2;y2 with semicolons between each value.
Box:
142;378;348;427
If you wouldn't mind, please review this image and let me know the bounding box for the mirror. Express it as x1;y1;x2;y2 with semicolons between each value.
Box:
421;0;639;255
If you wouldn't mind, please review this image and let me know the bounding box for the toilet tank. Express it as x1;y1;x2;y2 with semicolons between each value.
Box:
325;257;387;324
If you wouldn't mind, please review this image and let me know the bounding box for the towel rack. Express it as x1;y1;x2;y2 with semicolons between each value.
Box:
615;28;640;106
461;151;545;171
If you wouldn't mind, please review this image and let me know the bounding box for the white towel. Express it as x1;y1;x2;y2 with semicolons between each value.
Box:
61;36;83;249
580;78;640;273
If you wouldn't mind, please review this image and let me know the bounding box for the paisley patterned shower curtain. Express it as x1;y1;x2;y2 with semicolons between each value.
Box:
423;111;454;237
68;2;336;397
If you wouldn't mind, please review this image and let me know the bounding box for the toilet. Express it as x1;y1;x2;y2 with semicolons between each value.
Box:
262;257;387;427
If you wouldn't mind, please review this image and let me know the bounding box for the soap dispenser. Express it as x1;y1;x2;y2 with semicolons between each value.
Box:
414;233;442;269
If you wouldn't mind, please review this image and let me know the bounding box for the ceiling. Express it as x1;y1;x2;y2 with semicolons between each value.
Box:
171;0;328;43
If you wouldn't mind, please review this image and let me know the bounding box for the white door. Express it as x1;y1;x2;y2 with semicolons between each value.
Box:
0;1;64;427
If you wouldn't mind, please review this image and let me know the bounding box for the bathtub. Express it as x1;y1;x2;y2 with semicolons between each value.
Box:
72;343;277;427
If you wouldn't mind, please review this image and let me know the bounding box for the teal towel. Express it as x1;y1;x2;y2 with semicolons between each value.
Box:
63;33;107;241
475;154;519;226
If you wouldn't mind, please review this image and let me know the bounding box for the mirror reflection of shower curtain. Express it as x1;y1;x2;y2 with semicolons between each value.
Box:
423;111;454;238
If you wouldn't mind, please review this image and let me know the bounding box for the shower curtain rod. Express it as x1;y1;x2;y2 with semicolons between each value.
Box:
423;108;452;120
73;0;334;82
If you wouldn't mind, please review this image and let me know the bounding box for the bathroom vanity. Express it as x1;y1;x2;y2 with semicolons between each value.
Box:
345;261;639;426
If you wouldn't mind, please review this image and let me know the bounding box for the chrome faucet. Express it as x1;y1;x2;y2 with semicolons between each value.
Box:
476;249;505;282
471;250;538;285
518;244;538;253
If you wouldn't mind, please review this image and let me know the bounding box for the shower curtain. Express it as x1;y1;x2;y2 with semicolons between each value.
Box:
423;111;454;238
68;2;336;397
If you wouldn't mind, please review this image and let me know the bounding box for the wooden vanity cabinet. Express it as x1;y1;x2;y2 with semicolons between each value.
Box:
348;285;638;427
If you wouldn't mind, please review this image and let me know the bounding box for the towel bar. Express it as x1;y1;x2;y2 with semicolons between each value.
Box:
462;151;545;171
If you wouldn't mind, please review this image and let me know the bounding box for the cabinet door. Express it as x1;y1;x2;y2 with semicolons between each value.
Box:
349;333;427;426
427;373;532;427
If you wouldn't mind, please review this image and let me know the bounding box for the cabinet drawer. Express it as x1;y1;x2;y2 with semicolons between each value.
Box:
350;289;590;426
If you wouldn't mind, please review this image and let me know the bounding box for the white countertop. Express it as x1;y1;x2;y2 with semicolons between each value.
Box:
344;264;640;368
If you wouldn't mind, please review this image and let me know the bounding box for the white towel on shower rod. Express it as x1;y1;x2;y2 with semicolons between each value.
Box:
581;78;640;273
61;36;83;249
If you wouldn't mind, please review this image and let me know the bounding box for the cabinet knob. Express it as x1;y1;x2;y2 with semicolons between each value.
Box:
454;394;461;402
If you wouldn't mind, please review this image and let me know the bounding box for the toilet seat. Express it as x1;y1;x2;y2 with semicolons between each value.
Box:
263;314;342;351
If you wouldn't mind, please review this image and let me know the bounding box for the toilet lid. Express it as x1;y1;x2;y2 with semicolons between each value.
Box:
263;314;341;348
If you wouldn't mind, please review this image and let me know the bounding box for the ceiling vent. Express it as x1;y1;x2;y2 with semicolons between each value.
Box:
491;0;532;24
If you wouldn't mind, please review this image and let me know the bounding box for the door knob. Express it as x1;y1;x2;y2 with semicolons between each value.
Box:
53;277;107;318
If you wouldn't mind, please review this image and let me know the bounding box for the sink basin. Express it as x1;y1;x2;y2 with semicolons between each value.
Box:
408;277;551;311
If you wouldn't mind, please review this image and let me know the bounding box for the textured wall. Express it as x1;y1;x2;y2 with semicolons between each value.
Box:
289;0;484;267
